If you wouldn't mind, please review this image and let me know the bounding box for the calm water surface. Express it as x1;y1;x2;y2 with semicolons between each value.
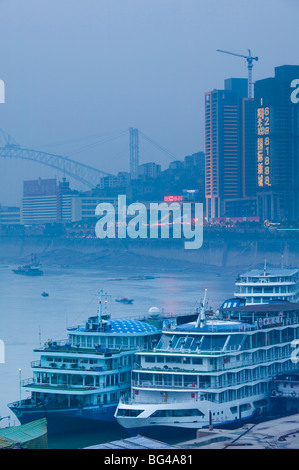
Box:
0;263;237;448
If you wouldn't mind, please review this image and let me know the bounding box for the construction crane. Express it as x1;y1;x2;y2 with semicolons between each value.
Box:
216;49;258;99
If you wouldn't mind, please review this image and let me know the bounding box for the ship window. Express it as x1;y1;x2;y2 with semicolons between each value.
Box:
190;337;203;351
230;406;238;414
169;356;181;363
156;335;171;350
150;409;204;418
253;399;267;408
264;287;274;293
171;409;204;417
145;356;155;363
183;357;191;364
192;358;203;365
183;337;193;349
226;334;245;351
117;409;144;417
201;335;226;351
240;403;251;412
157;356;164;363
174;337;187;349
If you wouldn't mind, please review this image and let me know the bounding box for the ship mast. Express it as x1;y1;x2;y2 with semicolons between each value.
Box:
263;259;267;276
195;289;208;328
97;290;110;327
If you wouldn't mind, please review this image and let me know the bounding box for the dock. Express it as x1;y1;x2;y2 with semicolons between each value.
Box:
177;414;299;449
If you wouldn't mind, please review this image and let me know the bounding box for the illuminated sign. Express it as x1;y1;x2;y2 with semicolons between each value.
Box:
182;189;199;201
164;195;183;202
257;100;271;187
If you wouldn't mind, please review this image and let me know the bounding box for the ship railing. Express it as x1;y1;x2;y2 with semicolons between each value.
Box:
133;375;275;390
119;395;215;405
236;278;295;285
272;389;299;398
133;354;292;374
66;310;198;331
8;398;33;408
21;378;97;390
31;360;41;368
34;339;70;352
133;381;210;390
124;311;200;322
30;360;108;372
21;378;36;387
8;399;105;410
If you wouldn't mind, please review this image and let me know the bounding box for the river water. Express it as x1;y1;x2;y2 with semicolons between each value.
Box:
0;263;237;448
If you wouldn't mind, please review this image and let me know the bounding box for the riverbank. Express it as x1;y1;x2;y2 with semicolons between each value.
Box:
0;234;298;271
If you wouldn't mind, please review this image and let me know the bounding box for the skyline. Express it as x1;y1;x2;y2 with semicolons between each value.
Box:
0;0;298;204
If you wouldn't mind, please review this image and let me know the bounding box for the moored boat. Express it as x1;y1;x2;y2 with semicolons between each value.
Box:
115;294;299;438
8;291;161;434
12;255;43;277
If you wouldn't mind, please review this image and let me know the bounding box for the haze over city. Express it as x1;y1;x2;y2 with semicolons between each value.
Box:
0;0;298;204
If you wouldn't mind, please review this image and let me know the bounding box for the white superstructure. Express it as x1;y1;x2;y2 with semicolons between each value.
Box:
115;300;299;436
234;265;299;305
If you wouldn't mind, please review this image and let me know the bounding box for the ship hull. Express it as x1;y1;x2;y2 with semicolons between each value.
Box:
12;270;43;276
120;411;265;441
9;403;118;435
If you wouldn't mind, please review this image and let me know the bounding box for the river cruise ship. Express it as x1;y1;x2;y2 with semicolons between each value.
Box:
8;293;161;434
234;265;299;305
115;297;299;438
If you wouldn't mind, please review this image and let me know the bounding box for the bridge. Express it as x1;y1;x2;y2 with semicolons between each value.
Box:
0;128;178;189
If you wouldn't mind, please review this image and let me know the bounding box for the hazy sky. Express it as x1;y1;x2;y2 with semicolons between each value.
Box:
0;0;298;204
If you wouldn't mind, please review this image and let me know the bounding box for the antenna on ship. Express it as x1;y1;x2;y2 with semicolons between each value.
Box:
263;259;267;276
195;289;208;328
97;290;110;326
97;290;104;325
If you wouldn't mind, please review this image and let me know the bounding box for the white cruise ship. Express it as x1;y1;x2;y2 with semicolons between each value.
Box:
234;264;299;305
8;292;161;434
115;296;299;438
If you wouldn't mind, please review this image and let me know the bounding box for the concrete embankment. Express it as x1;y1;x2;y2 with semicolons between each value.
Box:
178;414;299;449
0;234;298;271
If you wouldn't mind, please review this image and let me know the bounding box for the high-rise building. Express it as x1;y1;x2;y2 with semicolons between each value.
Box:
22;178;58;224
138;162;161;180
0;206;20;225
205;78;255;219
21;178;81;225
254;65;299;222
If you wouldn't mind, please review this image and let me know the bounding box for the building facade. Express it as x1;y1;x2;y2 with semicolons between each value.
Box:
205;78;256;219
0;206;20;225
254;65;299;222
